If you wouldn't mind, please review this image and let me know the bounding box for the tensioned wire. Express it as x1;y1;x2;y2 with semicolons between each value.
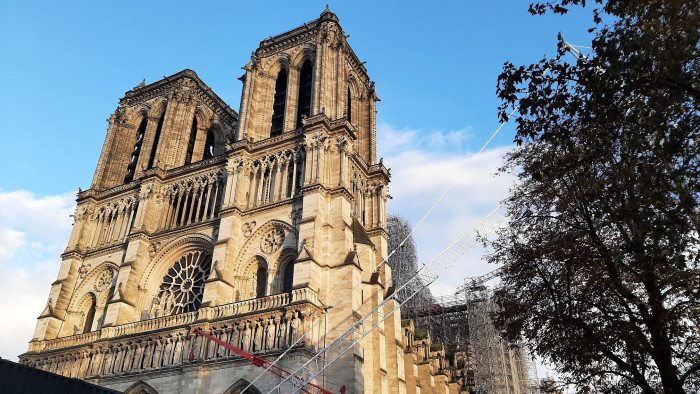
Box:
241;106;519;393
273;204;505;394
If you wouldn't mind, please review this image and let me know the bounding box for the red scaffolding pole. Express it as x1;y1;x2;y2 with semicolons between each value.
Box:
191;329;335;394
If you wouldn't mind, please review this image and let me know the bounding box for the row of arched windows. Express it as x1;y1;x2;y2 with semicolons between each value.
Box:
78;254;297;334
254;257;295;299
269;60;315;137
124;108;217;183
124;110;165;183
183;114;216;165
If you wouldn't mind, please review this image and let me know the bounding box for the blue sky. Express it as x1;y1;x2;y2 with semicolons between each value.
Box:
0;0;597;372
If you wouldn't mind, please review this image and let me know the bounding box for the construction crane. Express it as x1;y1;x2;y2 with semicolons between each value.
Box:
266;205;506;393
191;329;339;394
456;267;501;293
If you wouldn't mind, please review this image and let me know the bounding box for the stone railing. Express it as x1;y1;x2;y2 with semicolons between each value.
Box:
21;301;323;381
102;311;198;339
21;289;324;380
201;287;320;320
28;330;102;353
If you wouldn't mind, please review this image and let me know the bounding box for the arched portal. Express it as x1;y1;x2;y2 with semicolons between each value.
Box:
223;378;262;394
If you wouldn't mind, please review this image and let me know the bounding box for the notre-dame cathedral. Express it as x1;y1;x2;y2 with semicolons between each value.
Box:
20;8;462;394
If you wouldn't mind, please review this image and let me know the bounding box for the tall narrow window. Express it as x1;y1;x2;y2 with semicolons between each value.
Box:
203;129;215;159
147;111;165;169
185;116;197;165
283;260;294;293
83;294;97;333
256;266;268;298
296;60;313;128
347;87;352;124
124;118;147;183
270;69;288;137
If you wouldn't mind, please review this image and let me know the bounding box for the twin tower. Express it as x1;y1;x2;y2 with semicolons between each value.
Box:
21;8;462;394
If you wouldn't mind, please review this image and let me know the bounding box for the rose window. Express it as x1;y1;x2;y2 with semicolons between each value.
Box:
261;226;285;254
155;251;212;316
94;266;116;292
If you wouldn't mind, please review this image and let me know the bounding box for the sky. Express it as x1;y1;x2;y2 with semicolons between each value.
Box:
0;0;598;378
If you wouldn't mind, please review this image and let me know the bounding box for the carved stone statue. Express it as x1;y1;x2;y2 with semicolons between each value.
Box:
241;321;251;352
290;312;301;343
253;320;263;352
277;315;287;348
265;317;276;350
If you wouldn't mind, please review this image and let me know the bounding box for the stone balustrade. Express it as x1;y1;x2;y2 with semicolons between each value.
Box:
28;330;102;353
101;311;199;339
21;289;323;380
200;287;319;320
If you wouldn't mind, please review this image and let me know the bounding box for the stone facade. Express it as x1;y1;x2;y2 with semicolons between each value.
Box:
21;7;463;394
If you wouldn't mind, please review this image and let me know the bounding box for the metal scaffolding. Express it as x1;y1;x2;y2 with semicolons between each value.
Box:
387;215;538;393
405;282;538;393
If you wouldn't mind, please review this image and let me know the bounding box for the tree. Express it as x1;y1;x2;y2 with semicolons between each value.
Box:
488;1;700;392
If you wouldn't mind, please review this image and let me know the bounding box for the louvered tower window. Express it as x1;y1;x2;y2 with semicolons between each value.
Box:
296;60;313;128
270;69;288;137
147;110;165;169
203;129;215;159
124;117;147;183
347;87;352;123
185;116;197;165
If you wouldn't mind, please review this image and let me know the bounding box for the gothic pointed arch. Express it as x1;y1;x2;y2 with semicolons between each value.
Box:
203;127;216;159
184;114;198;165
139;234;214;315
125;380;159;394
270;68;288;137
346;75;361;124
223;379;262;394
270;247;297;294
60;261;119;337
346;87;352;124
233;220;298;274
82;293;97;333
124;116;148;183
296;59;313;128
147;107;166;169
255;259;268;298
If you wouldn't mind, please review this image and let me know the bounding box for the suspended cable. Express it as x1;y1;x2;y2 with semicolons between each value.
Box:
241;108;519;393
270;205;506;393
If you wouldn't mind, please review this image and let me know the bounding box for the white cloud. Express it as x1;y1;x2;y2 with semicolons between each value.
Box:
0;228;26;264
377;122;473;156
378;123;515;298
0;190;75;360
0;259;58;361
0;190;75;243
429;283;457;298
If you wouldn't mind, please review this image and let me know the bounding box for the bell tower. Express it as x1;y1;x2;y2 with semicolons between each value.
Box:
17;8;467;394
237;6;379;165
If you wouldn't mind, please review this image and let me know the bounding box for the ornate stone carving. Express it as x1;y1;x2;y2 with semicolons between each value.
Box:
78;263;91;279
242;221;256;237
261;226;285;254
290;209;302;226
153;251;212;317
94;266;116;292
148;241;161;258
